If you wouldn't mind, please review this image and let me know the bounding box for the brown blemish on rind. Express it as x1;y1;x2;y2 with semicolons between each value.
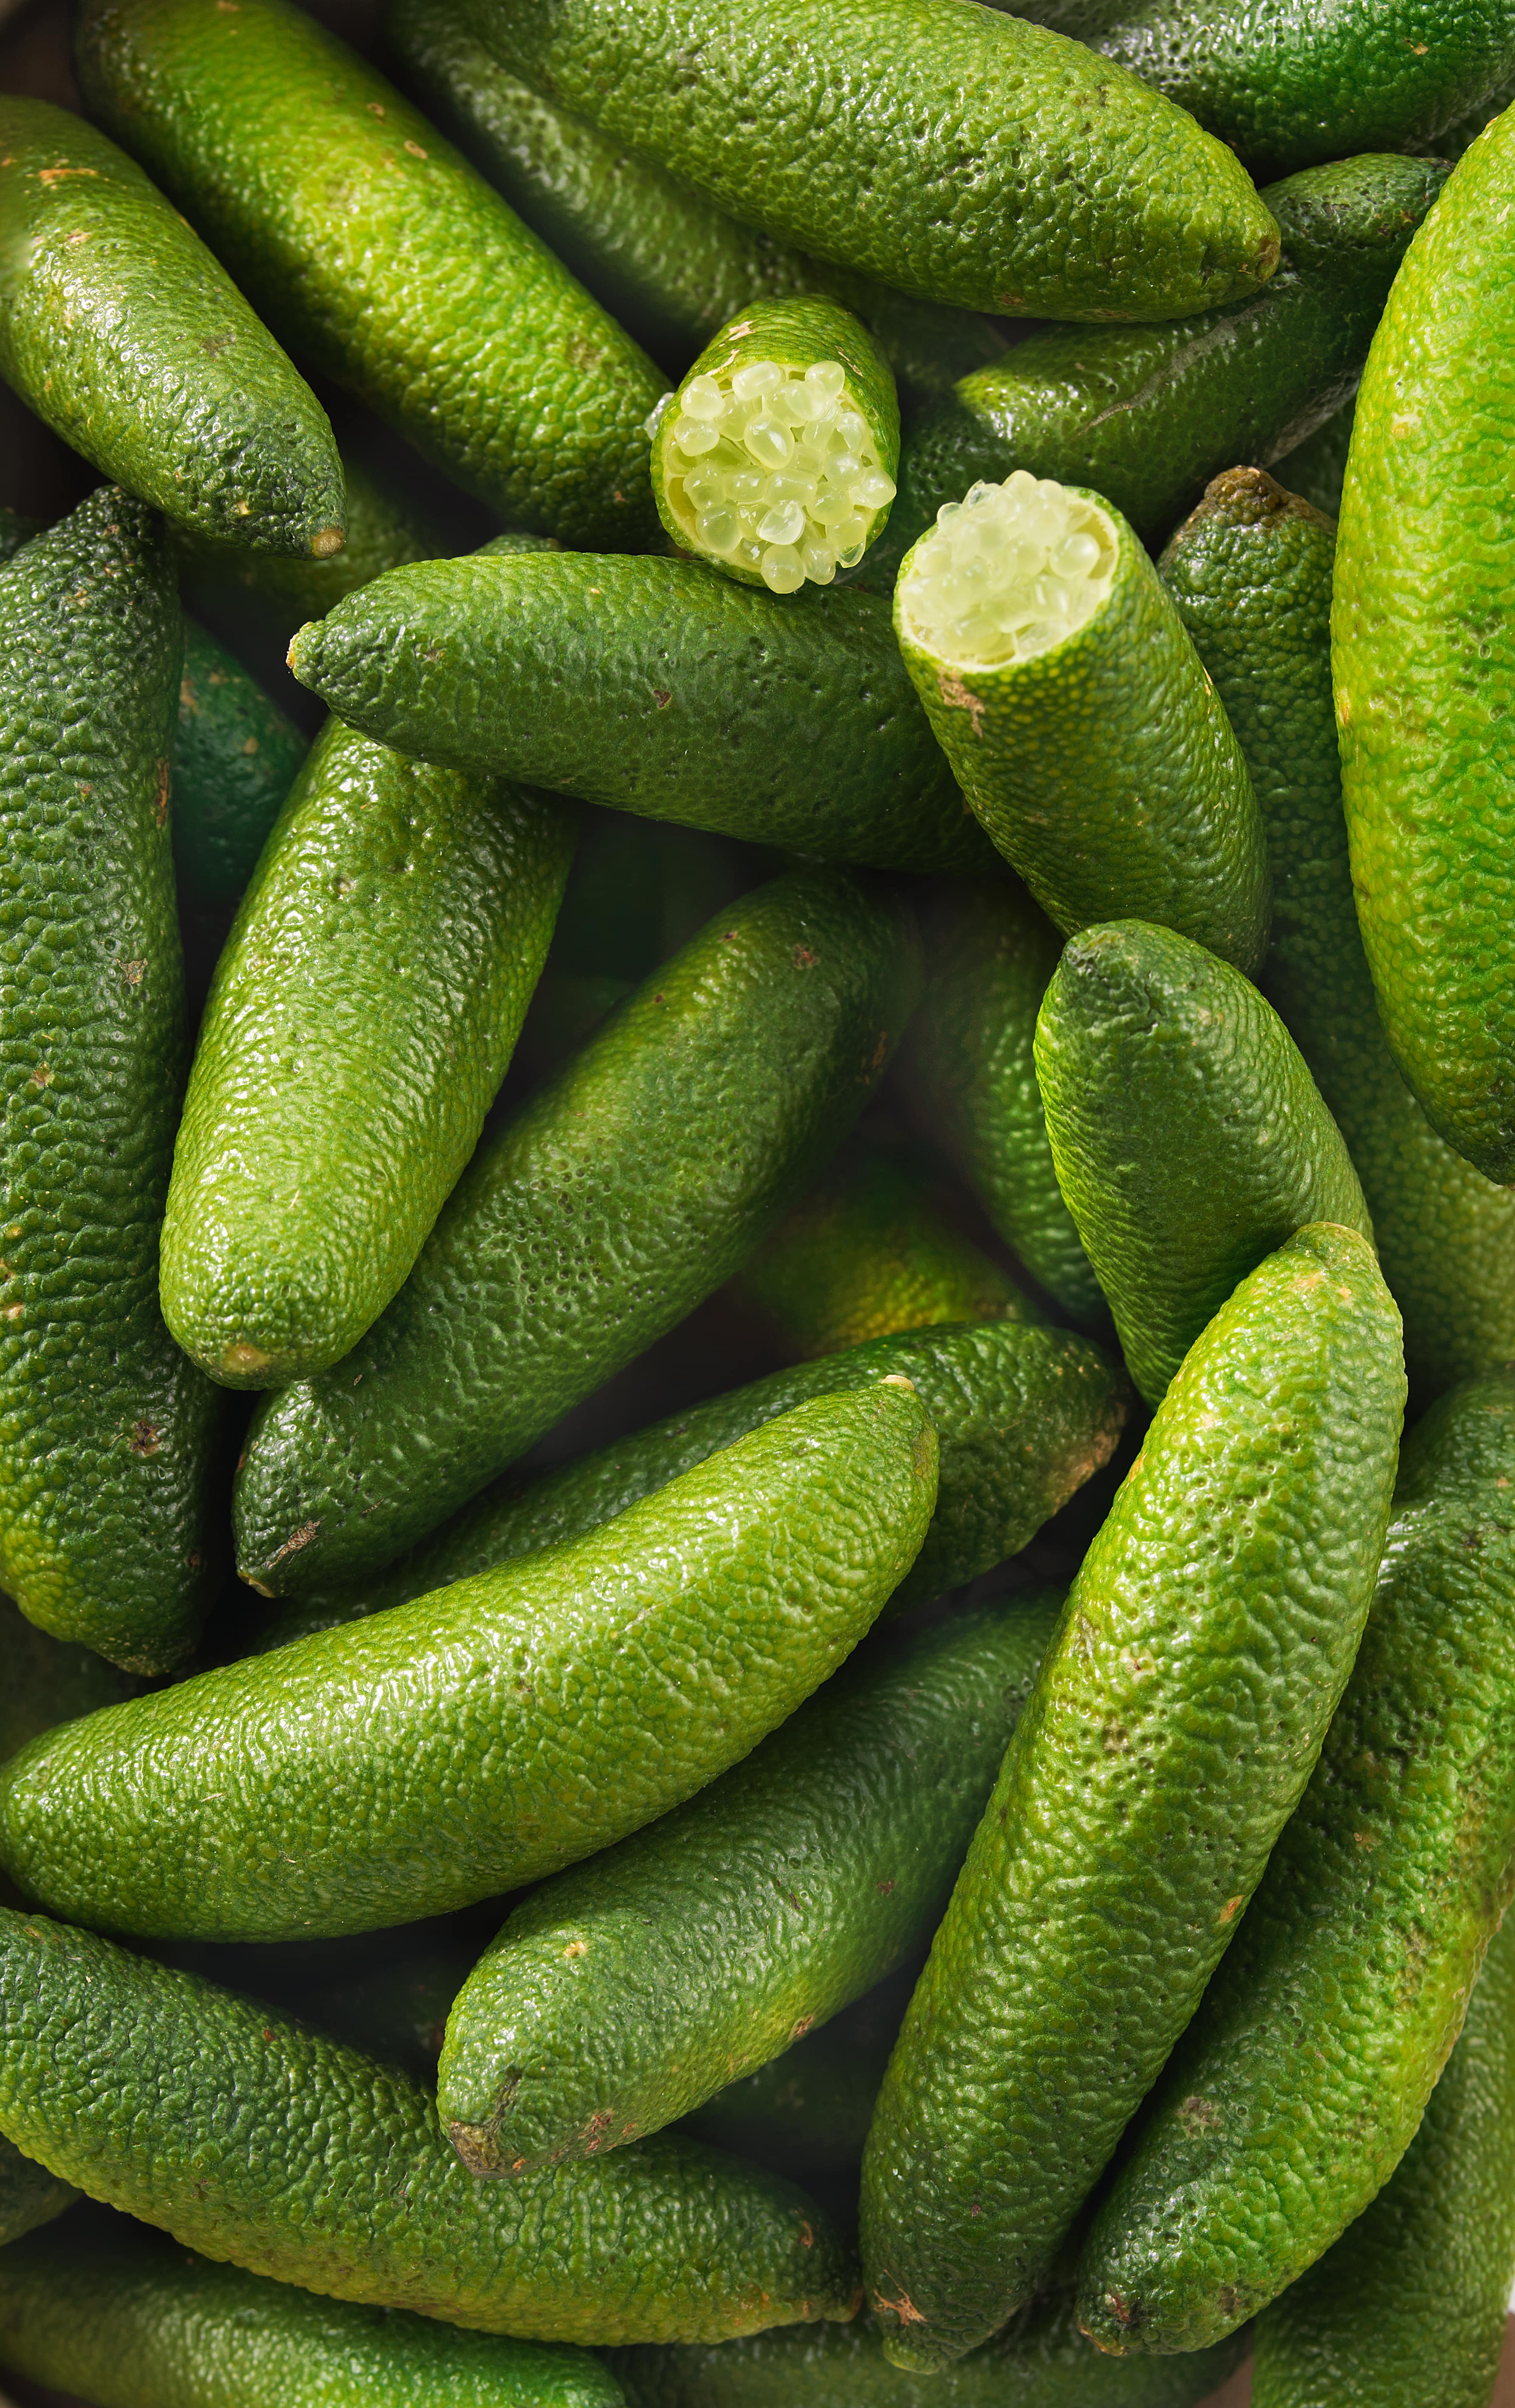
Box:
936;670;986;737
874;2286;926;2326
1178;2094;1221;2134
262;1516;320;1569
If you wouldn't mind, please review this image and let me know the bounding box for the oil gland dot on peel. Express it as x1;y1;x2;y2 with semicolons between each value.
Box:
899;470;1117;670
663;358;896;594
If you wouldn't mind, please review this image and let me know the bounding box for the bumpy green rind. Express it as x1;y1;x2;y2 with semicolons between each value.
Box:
231;870;922;1591
0;523;309;908
289;553;999;878
462;0;1281;321
0;490;219;1671
729;1142;1037;1361
387;0;1009;404
0;1911;859;2344
1035;919;1372;1407
886;154;1446;560
255;1318;1127;1651
437;1595;1057;2174
0;2208;623;2408
2;1384;937;1939
172;619;308;907
899;883;1105;1327
74;0;665;550
652;297;900;580
1012;0;1515;177
1079;1369;1515;2352
611;2292;1250;2407
1250;1908;1515;2408
1334;110;1515;1180
161;726;574;1387
1161;466;1515;1397
0;96;342;554
896;496;1270;975
860;1224;1406;2368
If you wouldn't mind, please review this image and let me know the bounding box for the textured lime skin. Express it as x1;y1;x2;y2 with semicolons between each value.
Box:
2;1384;937;1939
1334;113;1515;1180
254;1319;1127;1650
899;883;1104;1327
1161;467;1515;1398
387;0;1008;405
172;619;308;907
1013;0;1515;177
290;553;998;878
0;489;219;1672
463;0;1280;321
860;1225;1406;2368
75;0;664;550
231;871;921;1592
731;1141;1036;1362
0;1911;858;2344
896;497;1270;976
0;522;310;909
1035;920;1371;1407
889;155;1446;559
161;727;574;1388
652;296;899;580
1080;1369;1515;2353
1251;1908;1515;2408
0;2210;623;2408
0;1589;138;2225
0;96;342;554
611;2294;1249;2407
438;1595;1057;2175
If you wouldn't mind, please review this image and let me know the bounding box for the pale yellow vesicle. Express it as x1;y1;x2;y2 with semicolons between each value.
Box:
660;357;897;593
899;471;1116;669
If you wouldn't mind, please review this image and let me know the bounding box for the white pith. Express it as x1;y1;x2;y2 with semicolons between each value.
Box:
660;357;897;593
898;471;1117;669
